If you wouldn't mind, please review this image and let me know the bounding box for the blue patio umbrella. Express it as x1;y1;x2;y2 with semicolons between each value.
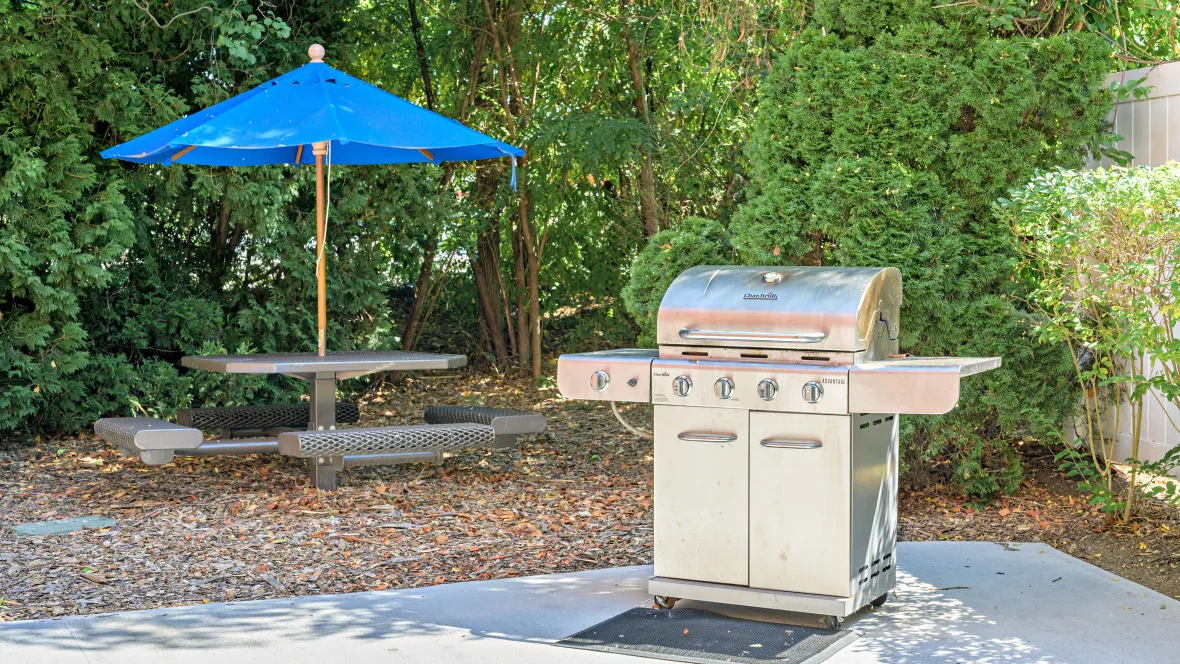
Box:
103;44;523;355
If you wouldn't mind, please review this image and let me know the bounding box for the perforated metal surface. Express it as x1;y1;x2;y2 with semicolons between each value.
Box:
423;405;546;435
95;417;203;451
424;405;517;426
177;402;359;431
278;423;495;457
557;608;857;664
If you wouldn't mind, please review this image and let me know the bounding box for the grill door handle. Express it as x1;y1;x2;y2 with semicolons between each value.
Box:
678;432;738;443
679;329;827;344
760;439;823;449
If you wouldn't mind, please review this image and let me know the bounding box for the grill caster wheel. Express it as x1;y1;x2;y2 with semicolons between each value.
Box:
653;595;678;610
824;615;844;630
871;593;888;608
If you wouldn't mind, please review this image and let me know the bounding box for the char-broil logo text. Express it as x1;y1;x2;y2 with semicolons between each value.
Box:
743;291;778;301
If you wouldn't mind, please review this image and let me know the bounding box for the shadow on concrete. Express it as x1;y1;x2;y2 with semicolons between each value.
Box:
680;568;1045;663
0;566;649;655
1;543;1176;664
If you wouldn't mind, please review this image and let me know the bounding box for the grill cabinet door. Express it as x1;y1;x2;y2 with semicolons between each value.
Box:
749;412;851;596
654;405;749;585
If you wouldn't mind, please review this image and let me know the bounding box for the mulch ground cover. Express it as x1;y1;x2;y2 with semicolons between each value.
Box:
2;369;1178;622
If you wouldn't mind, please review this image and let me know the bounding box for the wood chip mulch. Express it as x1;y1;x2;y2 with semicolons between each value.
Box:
2;370;1178;622
0;370;652;621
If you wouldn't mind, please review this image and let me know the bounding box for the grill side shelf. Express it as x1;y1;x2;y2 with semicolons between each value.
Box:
847;356;1002;415
556;349;657;403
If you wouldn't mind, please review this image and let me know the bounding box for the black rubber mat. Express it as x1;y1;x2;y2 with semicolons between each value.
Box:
555;607;858;664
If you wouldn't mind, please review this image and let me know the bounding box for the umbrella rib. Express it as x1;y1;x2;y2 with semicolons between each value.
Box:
295;144;304;166
317;82;347;143
171;144;197;163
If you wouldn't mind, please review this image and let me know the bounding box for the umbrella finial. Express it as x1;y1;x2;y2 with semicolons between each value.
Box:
308;44;325;63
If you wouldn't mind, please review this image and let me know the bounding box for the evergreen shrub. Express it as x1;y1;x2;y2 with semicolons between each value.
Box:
622;218;734;346
625;0;1116;498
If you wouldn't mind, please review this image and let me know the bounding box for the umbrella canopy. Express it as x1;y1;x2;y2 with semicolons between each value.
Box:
102;44;522;356
101;47;523;166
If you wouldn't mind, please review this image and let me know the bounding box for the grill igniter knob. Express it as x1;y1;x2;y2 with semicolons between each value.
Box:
714;377;735;400
672;375;693;397
801;380;824;404
757;378;779;401
589;370;610;392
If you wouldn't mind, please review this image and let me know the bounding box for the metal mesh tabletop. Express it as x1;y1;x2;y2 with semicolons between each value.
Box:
181;351;467;378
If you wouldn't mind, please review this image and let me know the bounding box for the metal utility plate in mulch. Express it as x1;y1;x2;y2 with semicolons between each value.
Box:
555;607;858;664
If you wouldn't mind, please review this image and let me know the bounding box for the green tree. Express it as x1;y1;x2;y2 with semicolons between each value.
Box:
626;0;1116;499
0;0;434;435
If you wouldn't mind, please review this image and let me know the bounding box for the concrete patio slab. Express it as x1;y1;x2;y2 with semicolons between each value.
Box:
0;542;1174;664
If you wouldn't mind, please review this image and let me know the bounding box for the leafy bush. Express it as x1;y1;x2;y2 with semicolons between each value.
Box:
1001;163;1180;519
625;0;1115;499
621;218;734;346
0;2;447;438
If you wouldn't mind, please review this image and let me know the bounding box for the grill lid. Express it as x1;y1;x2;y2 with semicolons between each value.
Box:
656;266;902;355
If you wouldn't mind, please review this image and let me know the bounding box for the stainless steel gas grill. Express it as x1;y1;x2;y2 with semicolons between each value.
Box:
557;265;1000;628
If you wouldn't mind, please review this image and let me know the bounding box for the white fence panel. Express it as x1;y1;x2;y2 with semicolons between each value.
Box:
1094;62;1180;168
1089;61;1180;472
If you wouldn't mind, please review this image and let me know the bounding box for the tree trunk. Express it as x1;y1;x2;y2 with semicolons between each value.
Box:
519;181;542;378
400;0;440;351
471;225;509;365
483;0;541;376
406;0;436;111
512;221;529;367
622;3;659;236
210;191;244;291
402;235;435;351
210;193;231;289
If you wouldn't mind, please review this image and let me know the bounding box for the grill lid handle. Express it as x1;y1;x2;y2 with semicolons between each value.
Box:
678;329;827;344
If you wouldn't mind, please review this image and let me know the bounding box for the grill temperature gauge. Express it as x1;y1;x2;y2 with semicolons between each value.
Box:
672;375;693;397
757;378;779;401
589;370;610;392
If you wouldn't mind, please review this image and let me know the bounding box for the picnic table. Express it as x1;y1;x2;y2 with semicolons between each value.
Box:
179;351;465;488
182;350;466;428
95;350;546;490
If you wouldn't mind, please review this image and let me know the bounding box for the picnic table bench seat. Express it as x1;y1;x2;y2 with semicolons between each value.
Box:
423;405;547;447
94;417;203;465
278;405;547;459
177;402;359;435
95;405;546;489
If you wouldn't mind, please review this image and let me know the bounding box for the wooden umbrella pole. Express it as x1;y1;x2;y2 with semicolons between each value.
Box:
313;140;329;356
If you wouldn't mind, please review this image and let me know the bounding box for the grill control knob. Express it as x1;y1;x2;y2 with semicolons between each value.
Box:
590;370;610;392
714;377;735;400
757;378;779;401
672;375;693;397
801;381;824;404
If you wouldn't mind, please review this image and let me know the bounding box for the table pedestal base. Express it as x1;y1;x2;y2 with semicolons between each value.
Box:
308;376;338;490
308;456;338;491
